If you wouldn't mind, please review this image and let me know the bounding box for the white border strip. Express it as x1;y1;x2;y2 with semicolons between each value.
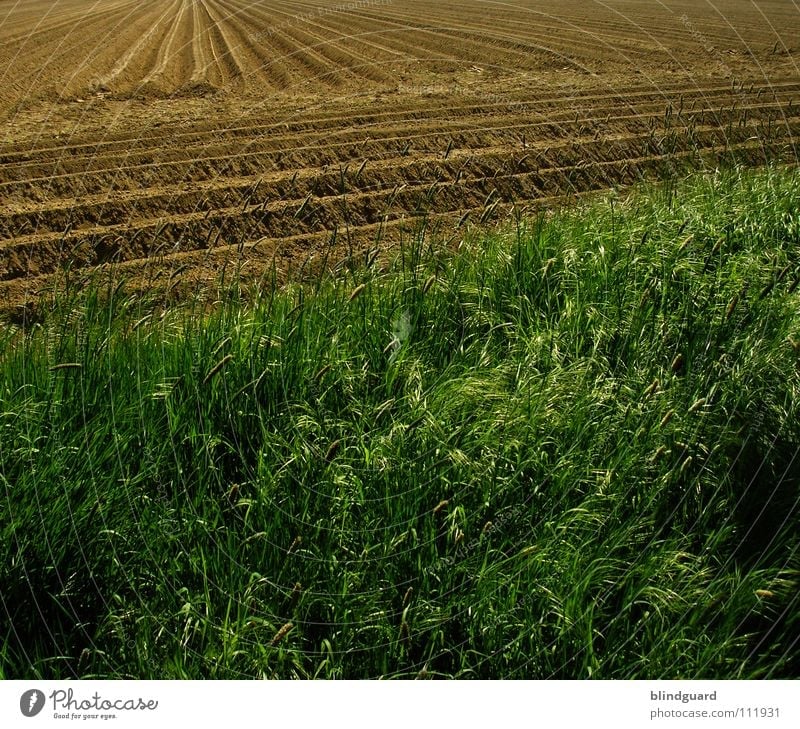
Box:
1;680;797;727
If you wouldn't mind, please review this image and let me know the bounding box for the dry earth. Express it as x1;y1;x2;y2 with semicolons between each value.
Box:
0;0;799;314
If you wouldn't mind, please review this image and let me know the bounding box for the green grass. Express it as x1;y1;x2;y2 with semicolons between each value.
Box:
1;166;799;679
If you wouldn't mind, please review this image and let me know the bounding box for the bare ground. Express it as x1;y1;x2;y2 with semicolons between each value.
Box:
1;0;798;314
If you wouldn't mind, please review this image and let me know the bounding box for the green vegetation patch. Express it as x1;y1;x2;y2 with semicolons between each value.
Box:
1;166;799;678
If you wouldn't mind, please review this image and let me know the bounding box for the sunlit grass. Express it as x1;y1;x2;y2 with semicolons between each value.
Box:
1;165;798;678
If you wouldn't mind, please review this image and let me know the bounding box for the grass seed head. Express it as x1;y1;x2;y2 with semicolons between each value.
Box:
289;582;302;609
366;248;380;268
399;620;410;646
270;622;293;646
203;354;233;385
313;363;331;381
643;378;659;398
131;314;152;332
688;398;706;413
348;283;367;301
325;439;341;462
433;499;449;515
211;336;231;358
725;294;739;320
660;410;675;428
50;362;83;371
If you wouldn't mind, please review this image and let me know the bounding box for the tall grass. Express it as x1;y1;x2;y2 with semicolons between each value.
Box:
1;166;798;678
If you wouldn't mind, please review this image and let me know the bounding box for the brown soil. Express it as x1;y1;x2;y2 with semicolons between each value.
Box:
1;0;798;314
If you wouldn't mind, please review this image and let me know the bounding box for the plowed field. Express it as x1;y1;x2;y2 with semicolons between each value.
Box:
1;0;799;314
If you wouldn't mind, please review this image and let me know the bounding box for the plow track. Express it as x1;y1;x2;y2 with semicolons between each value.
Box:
0;0;798;313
